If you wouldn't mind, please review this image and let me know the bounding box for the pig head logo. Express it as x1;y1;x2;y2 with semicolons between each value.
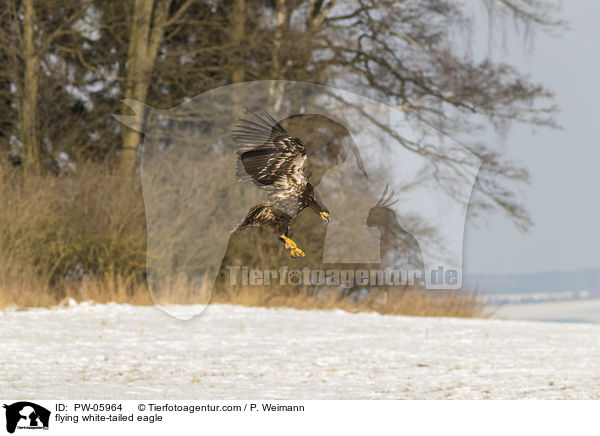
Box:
115;81;481;319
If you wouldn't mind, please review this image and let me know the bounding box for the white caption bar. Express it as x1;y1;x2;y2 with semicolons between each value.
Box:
0;400;597;436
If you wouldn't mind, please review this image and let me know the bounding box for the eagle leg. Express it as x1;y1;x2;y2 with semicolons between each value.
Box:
280;235;305;258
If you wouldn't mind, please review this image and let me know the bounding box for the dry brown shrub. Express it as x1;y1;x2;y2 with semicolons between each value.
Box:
211;284;489;318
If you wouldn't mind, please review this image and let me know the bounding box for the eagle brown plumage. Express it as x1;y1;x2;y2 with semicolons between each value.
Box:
231;112;330;258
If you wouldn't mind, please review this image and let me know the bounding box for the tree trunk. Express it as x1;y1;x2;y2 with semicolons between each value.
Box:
231;0;245;118
120;0;171;178
19;0;40;176
268;0;287;111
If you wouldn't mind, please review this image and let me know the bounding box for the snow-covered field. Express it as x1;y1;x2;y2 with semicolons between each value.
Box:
1;302;599;399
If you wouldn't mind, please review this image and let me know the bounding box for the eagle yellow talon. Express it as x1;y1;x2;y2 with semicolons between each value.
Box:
281;235;305;258
290;247;305;258
320;211;330;223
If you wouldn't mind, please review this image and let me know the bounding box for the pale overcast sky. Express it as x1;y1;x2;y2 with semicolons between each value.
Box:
462;0;600;275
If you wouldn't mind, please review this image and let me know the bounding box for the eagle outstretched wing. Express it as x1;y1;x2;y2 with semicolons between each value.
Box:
232;112;309;194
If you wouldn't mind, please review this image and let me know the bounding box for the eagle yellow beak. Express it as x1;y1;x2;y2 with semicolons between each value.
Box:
320;211;330;223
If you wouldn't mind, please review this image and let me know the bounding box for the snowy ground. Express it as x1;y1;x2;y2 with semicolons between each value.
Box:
1;302;599;399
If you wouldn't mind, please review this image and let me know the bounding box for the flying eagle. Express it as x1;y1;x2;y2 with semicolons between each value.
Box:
231;112;330;258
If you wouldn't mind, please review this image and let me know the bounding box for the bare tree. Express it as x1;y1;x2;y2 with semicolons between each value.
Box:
0;0;90;175
242;0;562;229
119;0;199;176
